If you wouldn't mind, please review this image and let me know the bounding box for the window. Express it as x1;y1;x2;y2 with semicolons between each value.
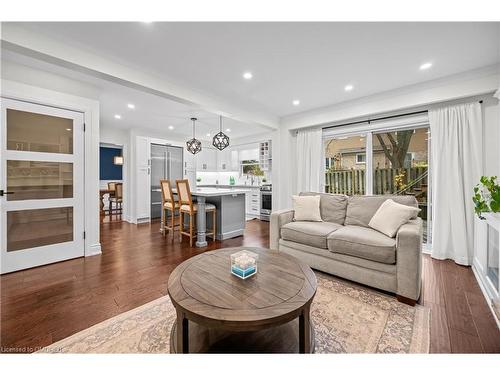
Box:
240;160;264;176
355;153;366;164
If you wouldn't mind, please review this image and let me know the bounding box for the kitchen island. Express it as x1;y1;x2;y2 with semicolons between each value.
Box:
173;187;247;247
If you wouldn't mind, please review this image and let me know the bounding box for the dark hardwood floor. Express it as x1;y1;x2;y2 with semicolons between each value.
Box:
1;219;499;353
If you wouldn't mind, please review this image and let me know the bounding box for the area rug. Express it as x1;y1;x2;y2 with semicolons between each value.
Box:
38;273;430;353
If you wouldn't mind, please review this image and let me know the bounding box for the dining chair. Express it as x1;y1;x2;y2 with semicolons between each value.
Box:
176;179;216;247
160;179;180;238
106;182;117;216
109;182;123;216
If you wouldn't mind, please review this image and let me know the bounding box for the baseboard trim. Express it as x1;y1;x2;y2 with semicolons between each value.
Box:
85;243;102;257
472;263;500;329
216;229;245;241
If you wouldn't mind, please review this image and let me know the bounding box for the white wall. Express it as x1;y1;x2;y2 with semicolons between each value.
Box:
275;66;500;210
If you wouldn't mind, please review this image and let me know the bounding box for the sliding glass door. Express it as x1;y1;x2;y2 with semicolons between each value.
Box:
371;128;430;245
324;133;367;195
323;122;431;246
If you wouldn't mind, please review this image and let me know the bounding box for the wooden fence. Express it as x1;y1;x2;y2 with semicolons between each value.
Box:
325;167;428;196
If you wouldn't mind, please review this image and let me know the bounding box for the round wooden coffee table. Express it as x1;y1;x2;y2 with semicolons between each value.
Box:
167;247;317;353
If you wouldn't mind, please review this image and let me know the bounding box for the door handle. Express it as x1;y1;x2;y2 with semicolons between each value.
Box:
0;190;14;197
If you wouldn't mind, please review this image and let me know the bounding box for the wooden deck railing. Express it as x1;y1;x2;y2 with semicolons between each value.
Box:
325;167;428;196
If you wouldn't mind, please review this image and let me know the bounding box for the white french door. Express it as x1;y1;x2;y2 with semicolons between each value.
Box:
0;98;84;274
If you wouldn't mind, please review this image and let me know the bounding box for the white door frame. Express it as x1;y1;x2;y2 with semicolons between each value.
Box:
1;79;101;261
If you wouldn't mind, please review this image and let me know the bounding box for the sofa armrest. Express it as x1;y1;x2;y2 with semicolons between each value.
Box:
395;218;423;301
270;209;294;250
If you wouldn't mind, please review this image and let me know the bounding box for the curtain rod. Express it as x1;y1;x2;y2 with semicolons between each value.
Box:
322;100;483;131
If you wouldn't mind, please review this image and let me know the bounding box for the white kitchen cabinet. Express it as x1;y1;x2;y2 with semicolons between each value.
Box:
230;149;239;171
259;140;272;171
196;147;218;172
135;136;150;223
217;148;231;171
245;187;261;217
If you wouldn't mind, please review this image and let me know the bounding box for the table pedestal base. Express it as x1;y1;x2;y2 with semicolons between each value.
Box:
169;317;315;354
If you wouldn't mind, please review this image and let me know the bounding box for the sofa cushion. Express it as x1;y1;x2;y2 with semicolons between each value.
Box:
344;195;418;227
300;192;348;225
279;239;396;275
281;221;342;249
327;225;396;264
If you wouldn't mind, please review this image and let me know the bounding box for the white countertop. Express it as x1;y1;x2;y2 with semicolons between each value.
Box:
173;187;248;197
198;184;262;189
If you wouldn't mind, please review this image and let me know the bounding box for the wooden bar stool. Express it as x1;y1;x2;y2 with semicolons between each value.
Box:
176;179;216;247
160;179;180;238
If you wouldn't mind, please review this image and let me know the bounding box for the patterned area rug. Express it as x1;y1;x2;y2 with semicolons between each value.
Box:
38;273;430;353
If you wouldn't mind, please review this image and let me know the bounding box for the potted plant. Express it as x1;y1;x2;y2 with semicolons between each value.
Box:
473;176;500;219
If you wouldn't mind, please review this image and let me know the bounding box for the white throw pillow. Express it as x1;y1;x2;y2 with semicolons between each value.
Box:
368;199;421;237
292;195;323;222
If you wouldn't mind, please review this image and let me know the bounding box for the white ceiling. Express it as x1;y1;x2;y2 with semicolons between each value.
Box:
6;22;500;118
1;50;272;140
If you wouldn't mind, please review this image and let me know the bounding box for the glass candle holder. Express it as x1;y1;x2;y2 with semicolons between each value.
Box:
230;250;258;279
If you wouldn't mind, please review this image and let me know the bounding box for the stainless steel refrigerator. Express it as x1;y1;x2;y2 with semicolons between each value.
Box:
150;143;183;219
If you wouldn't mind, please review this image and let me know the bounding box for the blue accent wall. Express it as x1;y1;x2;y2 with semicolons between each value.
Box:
100;147;123;180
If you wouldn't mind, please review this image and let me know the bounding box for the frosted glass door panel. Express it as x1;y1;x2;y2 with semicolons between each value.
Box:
7;160;73;200
7;207;73;252
6;109;73;154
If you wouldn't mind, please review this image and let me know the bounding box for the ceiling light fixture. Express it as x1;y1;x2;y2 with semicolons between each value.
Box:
206;133;211;137
114;114;121;119
243;72;253;80
168;126;174;130
212;115;230;151
186;118;202;155
419;62;433;70
226;128;231;133
127;103;135;109
344;84;354;92
292;100;300;106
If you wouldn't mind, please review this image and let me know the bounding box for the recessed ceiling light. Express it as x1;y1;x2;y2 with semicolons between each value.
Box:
114;114;121;119
168;126;174;130
419;62;433;70
66;128;72;131
206;133;211;137
292;99;300;106
243;72;253;80
127;103;135;109
344;84;354;92
226;128;231;132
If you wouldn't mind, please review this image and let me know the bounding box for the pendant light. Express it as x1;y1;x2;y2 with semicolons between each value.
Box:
212;115;230;151
186;117;202;154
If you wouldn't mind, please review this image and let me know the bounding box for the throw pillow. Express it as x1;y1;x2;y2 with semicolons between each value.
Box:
368;199;420;237
292;195;323;222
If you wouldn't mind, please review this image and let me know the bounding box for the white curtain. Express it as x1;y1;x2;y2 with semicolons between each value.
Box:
429;102;482;265
296;127;323;194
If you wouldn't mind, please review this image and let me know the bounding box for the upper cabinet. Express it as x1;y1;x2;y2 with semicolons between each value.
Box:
217;148;231;171
195;146;240;172
196;147;218;172
259;140;272;171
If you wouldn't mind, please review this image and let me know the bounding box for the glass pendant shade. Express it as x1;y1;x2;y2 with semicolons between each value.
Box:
186;117;202;155
212;115;230;150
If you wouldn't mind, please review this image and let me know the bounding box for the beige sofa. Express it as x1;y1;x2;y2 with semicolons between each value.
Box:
270;192;423;305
